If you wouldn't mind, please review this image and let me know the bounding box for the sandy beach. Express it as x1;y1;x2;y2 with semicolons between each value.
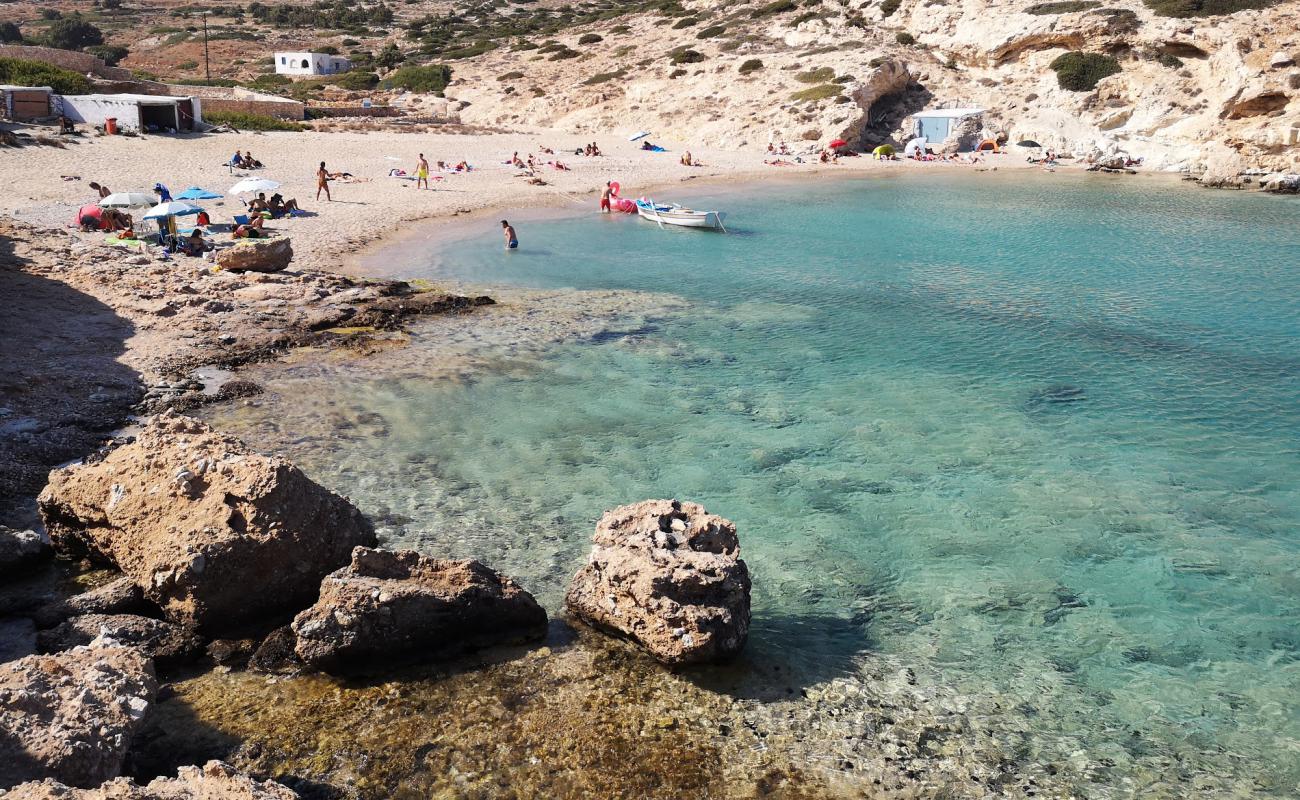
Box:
1;128;1040;272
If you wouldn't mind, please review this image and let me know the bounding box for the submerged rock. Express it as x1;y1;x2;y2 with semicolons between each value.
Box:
36;615;203;671
215;238;293;273
37;413;375;634
0;527;51;579
4;760;299;798
31;578;150;630
292;547;547;674
0;644;156;790
565;499;750;666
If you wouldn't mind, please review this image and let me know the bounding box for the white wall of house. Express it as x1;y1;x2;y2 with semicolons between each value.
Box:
273;52;352;76
57;94;200;132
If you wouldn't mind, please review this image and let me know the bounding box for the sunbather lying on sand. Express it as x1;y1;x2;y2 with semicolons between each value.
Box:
232;216;265;239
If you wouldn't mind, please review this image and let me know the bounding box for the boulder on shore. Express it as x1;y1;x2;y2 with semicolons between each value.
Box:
0;527;51;579
292;547;548;674
37;413;375;633
36;614;203;671
31;578;149;630
0;644;156;790
565;499;750;666
214;238;293;273
3;760;299;798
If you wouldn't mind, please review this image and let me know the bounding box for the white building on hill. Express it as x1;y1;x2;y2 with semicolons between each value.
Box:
273;52;351;76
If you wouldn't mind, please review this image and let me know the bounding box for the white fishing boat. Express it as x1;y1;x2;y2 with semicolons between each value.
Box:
635;198;727;231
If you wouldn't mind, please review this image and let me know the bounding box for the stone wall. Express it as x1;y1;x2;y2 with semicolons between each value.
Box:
0;44;132;80
307;105;401;119
200;97;307;121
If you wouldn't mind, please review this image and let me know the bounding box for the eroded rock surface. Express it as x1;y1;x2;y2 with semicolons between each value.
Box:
215;239;293;274
3;760;299;799
0;528;51;579
565;499;750;666
31;579;149;631
37;414;375;633
0;645;156;790
36;615;203;671
292;547;547;674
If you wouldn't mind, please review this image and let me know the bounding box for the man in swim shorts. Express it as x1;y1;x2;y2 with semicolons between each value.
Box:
416;153;430;190
600;182;612;213
502;220;518;249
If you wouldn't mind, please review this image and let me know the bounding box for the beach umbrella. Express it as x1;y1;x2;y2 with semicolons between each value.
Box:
98;191;156;209
872;144;895;157
143;200;203;220
75;204;103;226
175;186;223;200
903;137;926;157
829;138;848;149
228;177;281;195
1016;140;1043;148
629;131;651;142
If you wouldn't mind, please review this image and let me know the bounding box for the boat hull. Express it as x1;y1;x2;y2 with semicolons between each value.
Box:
635;203;726;229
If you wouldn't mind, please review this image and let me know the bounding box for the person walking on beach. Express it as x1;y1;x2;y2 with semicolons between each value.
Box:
316;162;331;202
502;220;518;250
415;153;430;190
599;182;613;213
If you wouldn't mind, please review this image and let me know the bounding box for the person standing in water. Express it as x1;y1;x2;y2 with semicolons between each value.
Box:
415;153;430;190
599;182;613;213
316;161;331;202
502;220;518;250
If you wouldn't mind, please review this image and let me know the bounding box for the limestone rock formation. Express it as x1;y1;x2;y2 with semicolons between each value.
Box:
0;527;51;579
565;499;750;666
3;761;299;799
215;238;293;273
36;615;203;671
37;413;376;633
31;579;149;630
0;644;156;790
292;547;547;674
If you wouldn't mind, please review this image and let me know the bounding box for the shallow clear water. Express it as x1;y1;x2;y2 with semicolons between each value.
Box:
211;171;1300;795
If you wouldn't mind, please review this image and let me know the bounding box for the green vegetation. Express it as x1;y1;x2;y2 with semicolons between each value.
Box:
202;110;305;131
548;46;580;60
0;56;91;94
577;32;603;44
583;69;626;84
337;70;379;89
1049;51;1121;90
672;16;699;28
442;40;497;59
1025;0;1100;11
610;24;631;33
795;66;835;83
374;43;405;70
1142;0;1278;15
177;60;199;69
791;83;842;101
696;24;725;38
382;63;452;93
43;18;104;50
1158;52;1183;68
739;58;763;74
0;22;22;43
668;67;687;78
895;31;915;44
498;70;526;80
40;9;62;20
756;0;798;15
246;1;394;29
669;47;705;64
880;0;901;16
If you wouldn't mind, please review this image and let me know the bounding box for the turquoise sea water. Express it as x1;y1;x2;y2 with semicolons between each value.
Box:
211;171;1300;795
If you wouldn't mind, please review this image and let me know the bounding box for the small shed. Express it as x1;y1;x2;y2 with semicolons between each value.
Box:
1;85;53;121
911;107;984;145
274;52;352;76
57;94;203;133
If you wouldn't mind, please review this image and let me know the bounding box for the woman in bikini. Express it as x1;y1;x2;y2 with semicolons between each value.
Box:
316;162;331;202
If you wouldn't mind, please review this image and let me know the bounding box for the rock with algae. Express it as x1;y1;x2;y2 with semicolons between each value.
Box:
3;760;299;798
291;547;548;674
565;499;750;665
37;413;375;634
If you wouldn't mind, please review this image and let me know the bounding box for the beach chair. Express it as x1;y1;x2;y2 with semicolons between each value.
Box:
233;214;251;226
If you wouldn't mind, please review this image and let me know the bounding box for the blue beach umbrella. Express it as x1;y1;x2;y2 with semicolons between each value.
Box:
175;186;223;200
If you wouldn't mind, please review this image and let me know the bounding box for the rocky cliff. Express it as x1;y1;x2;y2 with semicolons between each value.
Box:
441;0;1298;173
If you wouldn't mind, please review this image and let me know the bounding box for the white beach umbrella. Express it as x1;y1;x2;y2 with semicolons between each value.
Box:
903;137;926;157
143;200;203;220
98;191;156;209
629;131;651;142
228;177;282;195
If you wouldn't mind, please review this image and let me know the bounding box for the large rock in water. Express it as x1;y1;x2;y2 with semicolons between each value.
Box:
565;499;750;666
215;238;292;273
291;547;548;674
0;644;156;790
0;527;51;579
37;413;375;633
4;760;299;798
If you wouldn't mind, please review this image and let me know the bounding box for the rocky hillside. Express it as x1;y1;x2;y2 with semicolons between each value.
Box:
440;0;1299;172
